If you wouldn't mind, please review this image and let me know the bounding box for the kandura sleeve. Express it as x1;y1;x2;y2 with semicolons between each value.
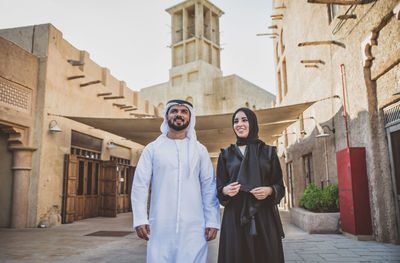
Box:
198;144;221;230
216;151;232;207
131;143;153;229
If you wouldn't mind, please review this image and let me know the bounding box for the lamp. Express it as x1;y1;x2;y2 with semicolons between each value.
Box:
106;140;116;149
49;120;62;132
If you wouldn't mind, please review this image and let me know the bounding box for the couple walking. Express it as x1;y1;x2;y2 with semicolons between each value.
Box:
131;99;285;263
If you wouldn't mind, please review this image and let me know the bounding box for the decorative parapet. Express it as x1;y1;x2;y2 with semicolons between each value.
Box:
361;3;400;78
361;32;375;68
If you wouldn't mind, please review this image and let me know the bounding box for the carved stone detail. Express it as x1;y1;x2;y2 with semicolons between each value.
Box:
361;5;399;69
0;125;26;146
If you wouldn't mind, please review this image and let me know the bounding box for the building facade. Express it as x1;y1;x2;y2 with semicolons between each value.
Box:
0;24;157;228
140;0;276;115
271;0;400;243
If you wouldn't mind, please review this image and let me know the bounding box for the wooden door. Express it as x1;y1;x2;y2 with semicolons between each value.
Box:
84;161;100;218
75;159;86;220
127;166;135;212
62;154;78;223
100;161;118;217
117;165;135;213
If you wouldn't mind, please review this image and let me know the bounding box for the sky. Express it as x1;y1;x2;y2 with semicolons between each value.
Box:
0;0;276;95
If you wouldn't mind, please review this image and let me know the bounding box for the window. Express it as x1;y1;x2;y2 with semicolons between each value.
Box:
77;161;84;195
185;96;193;104
282;58;288;96
280;29;285;54
110;156;131;165
328;4;339;24
71;147;100;160
87;162;92;195
120;166;125;194
94;163;99;195
157;103;164;115
111;156;131;195
277;70;282;103
303;153;314;187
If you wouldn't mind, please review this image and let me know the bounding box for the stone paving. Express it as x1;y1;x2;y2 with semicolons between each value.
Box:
0;211;399;263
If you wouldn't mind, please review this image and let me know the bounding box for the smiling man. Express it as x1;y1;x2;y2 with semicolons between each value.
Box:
131;99;220;263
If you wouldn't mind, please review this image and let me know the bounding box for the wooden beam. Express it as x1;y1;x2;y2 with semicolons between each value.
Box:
268;25;278;29
67;59;85;66
112;103;125;107
307;0;375;4
103;96;124;100
298;40;345;48
301;60;325;64
67;75;85;80
97;92;112;97
124;108;138;112
305;65;319;68
337;14;357;20
80;80;101;87
120;106;134;109
129;113;157;118
256;33;279;36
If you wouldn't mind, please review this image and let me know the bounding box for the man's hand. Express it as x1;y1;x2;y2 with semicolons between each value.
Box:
135;224;150;241
222;182;241;197
250;186;273;200
205;227;218;241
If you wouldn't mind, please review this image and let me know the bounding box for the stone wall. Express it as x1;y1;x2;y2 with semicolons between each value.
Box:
272;0;400;243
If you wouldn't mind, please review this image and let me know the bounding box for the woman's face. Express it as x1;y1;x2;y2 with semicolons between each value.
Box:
233;110;249;138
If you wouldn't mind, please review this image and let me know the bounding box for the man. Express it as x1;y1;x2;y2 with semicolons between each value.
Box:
131;99;220;263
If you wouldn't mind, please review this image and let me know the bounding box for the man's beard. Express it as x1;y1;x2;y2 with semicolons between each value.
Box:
168;116;189;131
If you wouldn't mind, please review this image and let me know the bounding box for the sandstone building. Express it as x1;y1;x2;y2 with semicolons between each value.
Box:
0;24;157;228
271;0;400;243
140;0;275;115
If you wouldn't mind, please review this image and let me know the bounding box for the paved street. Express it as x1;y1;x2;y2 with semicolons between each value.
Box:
0;210;399;263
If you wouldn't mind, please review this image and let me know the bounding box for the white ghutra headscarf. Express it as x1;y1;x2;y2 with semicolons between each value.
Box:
160;99;200;176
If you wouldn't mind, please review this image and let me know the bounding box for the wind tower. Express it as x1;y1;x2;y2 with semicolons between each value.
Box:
165;0;224;113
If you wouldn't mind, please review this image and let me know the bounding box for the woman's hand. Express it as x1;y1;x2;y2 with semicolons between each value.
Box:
222;182;241;197
250;186;273;200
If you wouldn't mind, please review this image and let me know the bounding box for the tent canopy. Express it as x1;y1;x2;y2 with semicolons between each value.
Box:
62;101;315;154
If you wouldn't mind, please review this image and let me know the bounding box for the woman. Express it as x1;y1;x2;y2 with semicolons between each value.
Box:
217;107;285;263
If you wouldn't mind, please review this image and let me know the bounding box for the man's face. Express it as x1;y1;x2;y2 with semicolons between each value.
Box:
166;104;190;131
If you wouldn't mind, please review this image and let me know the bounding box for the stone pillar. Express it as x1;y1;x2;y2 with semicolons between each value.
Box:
9;145;36;228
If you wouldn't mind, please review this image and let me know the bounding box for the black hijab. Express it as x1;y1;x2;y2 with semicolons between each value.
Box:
232;108;263;192
232;108;264;235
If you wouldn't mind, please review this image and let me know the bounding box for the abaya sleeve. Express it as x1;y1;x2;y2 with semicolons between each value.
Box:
268;146;285;205
216;152;232;207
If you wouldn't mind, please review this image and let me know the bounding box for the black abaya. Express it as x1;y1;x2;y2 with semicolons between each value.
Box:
217;143;285;263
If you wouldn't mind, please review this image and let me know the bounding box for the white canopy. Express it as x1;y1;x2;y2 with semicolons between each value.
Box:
62;101;315;153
